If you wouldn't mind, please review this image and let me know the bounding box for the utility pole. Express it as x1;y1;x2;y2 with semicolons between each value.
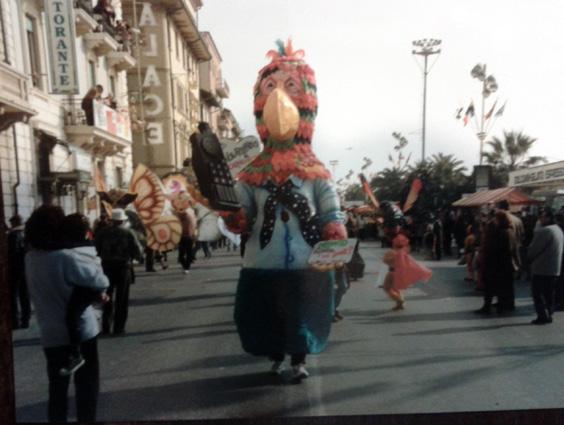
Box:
412;39;441;162
329;160;339;180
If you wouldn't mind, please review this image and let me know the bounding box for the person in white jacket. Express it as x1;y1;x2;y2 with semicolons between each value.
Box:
25;206;109;423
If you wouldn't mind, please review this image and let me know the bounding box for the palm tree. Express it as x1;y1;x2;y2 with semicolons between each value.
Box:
482;130;547;186
429;153;467;181
405;156;472;214
370;167;407;202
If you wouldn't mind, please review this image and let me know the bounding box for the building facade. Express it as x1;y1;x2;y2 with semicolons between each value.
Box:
0;0;241;221
199;31;241;140
0;0;137;221
122;0;210;177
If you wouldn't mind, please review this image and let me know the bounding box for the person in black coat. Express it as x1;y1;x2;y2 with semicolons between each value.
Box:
475;211;515;314
8;214;31;329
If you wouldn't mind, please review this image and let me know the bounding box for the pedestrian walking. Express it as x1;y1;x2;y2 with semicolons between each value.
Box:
95;208;142;335
8;214;31;329
432;213;443;260
463;224;476;283
25;205;109;423
527;207;564;325
555;212;564;310
176;206;197;274
475;212;515;315
497;200;524;278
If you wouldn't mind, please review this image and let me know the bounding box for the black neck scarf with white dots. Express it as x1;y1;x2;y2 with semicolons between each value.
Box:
260;180;321;249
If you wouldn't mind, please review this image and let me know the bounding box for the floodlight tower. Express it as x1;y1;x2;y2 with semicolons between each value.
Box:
412;38;441;162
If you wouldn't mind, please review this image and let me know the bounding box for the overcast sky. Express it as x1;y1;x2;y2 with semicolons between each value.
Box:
199;0;564;182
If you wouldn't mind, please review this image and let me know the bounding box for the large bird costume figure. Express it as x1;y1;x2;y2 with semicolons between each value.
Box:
222;40;347;380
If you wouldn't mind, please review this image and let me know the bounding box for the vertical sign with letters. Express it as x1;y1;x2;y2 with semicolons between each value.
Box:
45;0;78;94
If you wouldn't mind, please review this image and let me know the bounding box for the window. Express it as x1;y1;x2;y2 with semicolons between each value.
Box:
88;60;96;88
176;82;184;113
25;15;42;88
174;28;179;60
0;0;9;64
109;75;116;97
115;167;123;188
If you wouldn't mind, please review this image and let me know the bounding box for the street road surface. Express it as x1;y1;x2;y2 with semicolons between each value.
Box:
12;242;564;421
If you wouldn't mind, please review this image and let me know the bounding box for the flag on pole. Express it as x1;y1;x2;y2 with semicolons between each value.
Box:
484;100;497;120
359;173;380;209
463;102;475;126
494;101;507;117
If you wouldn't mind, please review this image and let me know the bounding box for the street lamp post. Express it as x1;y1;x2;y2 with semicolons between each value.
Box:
412;38;441;162
329;160;339;179
470;63;498;165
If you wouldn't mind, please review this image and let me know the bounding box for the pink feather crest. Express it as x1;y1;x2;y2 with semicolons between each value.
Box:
265;38;305;63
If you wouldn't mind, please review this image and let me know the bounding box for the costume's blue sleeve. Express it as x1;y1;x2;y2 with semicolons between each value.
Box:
236;181;257;222
314;179;345;226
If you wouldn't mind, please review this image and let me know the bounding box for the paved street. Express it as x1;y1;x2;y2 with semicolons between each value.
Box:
12;242;564;421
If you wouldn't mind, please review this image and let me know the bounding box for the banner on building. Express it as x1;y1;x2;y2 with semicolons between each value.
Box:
45;0;78;94
94;100;132;141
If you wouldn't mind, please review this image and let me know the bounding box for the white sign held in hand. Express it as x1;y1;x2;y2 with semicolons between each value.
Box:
308;239;357;265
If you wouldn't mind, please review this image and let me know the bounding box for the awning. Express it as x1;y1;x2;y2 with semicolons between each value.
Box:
452;187;542;208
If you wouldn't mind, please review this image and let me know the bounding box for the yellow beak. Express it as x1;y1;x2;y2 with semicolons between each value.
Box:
262;88;300;141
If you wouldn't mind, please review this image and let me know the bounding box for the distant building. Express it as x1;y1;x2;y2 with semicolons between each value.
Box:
122;0;211;176
199;31;241;139
508;160;564;210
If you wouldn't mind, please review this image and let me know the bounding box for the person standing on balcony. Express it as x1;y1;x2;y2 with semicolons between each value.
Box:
81;85;103;126
93;0;116;26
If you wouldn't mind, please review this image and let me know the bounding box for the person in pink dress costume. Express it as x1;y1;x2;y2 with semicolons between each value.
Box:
382;233;432;310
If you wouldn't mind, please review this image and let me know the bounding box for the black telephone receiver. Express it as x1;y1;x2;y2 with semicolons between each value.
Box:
190;129;241;211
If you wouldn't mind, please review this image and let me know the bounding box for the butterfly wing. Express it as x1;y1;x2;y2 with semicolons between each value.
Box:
145;215;182;251
129;164;166;224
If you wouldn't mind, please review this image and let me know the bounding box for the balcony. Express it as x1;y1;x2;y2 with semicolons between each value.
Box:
0;63;37;132
216;79;230;99
73;1;98;37
63;99;132;157
83;32;119;56
107;51;136;71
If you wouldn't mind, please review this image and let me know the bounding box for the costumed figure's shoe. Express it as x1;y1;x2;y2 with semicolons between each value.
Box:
292;364;309;381
270;361;284;376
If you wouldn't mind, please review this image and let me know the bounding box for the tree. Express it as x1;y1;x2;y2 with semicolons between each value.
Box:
482;130;547;186
406;155;473;217
370;167;406;203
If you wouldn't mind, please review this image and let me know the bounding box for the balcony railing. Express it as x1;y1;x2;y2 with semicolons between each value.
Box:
216;79;230;99
62;98;132;155
74;0;136;57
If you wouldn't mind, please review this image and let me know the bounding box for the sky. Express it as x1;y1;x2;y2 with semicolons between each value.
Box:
199;0;564;183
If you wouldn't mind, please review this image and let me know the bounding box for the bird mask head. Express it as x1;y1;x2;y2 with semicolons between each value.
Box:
254;39;318;146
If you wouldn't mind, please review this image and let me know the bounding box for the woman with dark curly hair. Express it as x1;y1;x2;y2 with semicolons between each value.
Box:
25;205;109;422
